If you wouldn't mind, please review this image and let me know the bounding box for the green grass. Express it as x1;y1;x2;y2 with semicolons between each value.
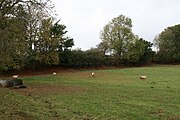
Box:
0;65;180;120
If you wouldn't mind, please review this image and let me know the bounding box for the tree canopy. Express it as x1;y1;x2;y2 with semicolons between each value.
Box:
99;14;154;65
1;1;177;72
100;15;135;61
154;24;180;63
0;0;74;71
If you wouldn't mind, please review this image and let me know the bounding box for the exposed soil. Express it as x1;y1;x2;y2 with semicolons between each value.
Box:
0;67;78;79
16;67;77;77
0;64;162;79
1;67;98;97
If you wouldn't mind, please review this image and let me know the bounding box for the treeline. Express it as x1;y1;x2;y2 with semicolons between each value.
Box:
154;24;180;64
0;0;180;72
0;0;74;71
60;15;180;68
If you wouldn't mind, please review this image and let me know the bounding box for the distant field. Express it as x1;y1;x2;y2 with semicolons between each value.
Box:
0;65;180;120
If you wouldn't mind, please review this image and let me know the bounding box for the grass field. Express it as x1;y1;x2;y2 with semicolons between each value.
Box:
0;65;180;120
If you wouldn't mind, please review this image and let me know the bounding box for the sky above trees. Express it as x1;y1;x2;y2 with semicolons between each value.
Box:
52;0;180;50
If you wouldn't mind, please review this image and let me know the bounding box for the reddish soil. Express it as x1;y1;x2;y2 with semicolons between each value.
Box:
0;67;77;78
0;65;157;78
20;68;78;77
1;67;100;96
0;66;115;79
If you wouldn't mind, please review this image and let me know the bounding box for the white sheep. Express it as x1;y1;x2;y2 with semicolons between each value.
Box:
139;76;146;80
52;72;57;75
91;72;95;77
13;75;19;79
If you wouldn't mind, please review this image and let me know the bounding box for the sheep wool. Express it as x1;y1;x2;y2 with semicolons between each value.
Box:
91;72;95;77
139;76;146;79
52;72;57;75
13;75;19;79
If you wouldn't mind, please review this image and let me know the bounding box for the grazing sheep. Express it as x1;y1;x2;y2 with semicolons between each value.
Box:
13;75;19;79
52;72;57;75
91;72;95;77
139;76;146;80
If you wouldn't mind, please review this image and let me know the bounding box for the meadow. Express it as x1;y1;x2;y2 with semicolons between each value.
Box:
0;65;180;120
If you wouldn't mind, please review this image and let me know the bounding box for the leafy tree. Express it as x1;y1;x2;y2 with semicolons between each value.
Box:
123;38;154;65
23;0;55;69
0;0;61;71
59;47;105;68
51;21;74;52
30;18;74;68
0;0;28;71
51;20;74;66
65;49;86;68
97;41;109;55
85;48;105;67
34;18;59;66
154;24;180;63
100;15;136;64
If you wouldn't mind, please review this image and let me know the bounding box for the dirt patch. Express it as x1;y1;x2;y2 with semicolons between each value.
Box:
0;67;77;79
0;65;140;78
21;68;77;77
12;84;85;96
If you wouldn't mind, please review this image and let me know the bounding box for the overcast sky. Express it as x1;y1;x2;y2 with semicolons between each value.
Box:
52;0;180;50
